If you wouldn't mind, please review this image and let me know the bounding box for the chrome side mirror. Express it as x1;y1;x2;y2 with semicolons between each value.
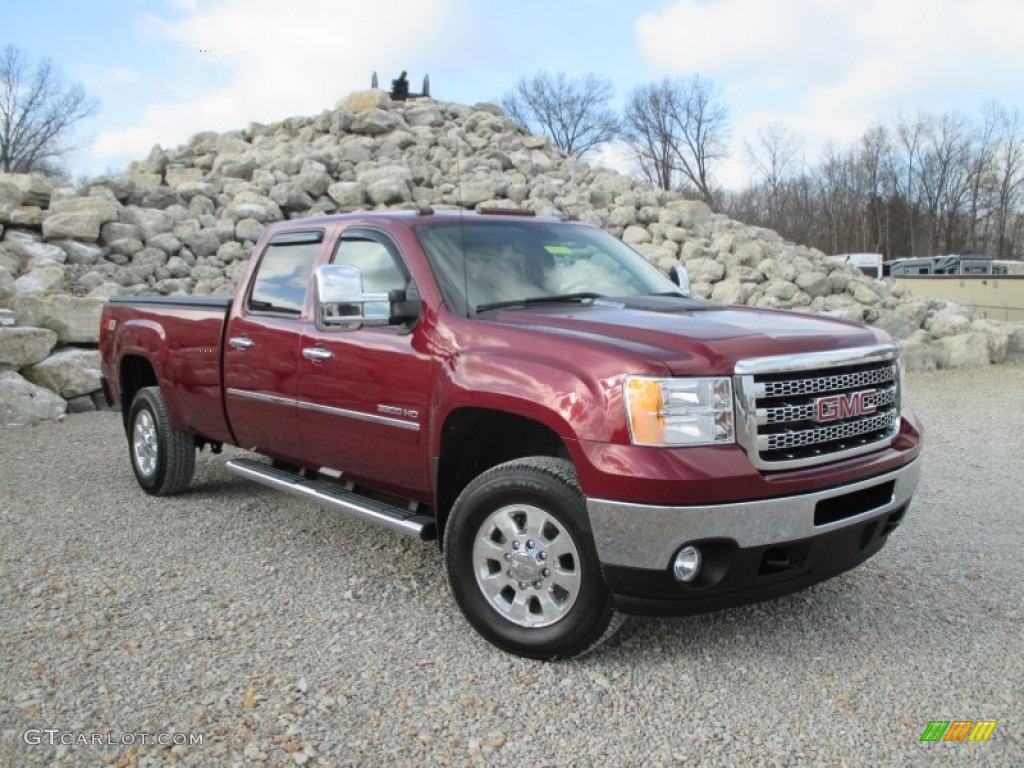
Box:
670;264;692;297
314;264;390;328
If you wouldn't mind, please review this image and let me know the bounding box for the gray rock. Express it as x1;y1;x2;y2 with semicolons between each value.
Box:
351;109;403;136
795;271;831;299
13;266;64;294
458;179;498;208
327;181;366;209
0;266;13;300
0;173;53;207
622;226;652;246
183;229;221;258
0;204;44;227
147;233;182;255
10;294;106;343
932;333;991;369
235;218;264;242
357;166;412;205
9;240;66;267
21;348;102;398
970;319;1009;363
165;166;204;188
0;326;58;368
270;181;314;211
100;222;143;243
120;207;174;241
108;238;145;258
926;308;972;338
899;341;937;372
55;241;103;267
684;257;725;284
872;310;919;341
0;370;66;425
0;180;24;205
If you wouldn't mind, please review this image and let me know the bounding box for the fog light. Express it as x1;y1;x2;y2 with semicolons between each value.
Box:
672;545;702;582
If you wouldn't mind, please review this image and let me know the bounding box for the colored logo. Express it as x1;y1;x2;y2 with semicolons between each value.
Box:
815;389;877;422
920;720;997;742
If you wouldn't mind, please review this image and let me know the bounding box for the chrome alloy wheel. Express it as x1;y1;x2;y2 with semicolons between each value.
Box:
472;504;582;628
132;409;158;478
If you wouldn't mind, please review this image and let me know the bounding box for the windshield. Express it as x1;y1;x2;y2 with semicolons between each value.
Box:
414;219;680;315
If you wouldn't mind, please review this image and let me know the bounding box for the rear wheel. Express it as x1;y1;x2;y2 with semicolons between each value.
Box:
128;386;195;495
443;457;622;659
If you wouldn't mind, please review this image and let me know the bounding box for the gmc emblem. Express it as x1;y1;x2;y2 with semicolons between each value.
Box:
815;389;877;422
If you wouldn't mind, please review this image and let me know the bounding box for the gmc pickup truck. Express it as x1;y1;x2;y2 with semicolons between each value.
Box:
99;209;922;659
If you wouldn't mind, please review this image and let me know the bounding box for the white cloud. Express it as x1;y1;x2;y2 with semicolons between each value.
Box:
85;0;460;169
635;0;1024;187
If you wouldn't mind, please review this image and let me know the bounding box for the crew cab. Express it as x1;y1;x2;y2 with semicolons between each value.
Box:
99;210;923;658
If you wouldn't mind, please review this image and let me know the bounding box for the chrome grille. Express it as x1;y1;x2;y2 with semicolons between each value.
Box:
735;345;902;470
763;386;897;425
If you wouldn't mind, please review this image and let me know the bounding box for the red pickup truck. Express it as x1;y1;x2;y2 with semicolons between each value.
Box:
99;210;922;658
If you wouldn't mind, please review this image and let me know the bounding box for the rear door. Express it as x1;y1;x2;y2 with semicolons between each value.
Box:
295;227;434;499
223;229;326;460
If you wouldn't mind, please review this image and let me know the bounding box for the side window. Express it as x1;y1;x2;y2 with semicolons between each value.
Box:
248;232;323;314
331;235;406;294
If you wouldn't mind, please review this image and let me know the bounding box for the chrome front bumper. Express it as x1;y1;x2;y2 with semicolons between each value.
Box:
586;458;921;570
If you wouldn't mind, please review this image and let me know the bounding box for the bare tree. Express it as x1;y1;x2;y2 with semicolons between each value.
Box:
0;45;99;175
986;107;1024;258
501;71;619;157
623;75;729;205
744;121;802;226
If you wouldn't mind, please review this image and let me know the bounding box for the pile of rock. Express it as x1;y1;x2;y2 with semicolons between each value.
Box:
1;90;1022;424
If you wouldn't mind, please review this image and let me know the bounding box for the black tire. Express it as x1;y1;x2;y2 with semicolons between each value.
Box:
127;386;196;496
443;457;623;659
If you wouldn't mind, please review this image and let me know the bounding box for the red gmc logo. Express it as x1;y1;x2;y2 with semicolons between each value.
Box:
815;389;877;422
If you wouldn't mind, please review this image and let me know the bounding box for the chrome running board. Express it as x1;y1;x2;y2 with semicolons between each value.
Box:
226;458;435;539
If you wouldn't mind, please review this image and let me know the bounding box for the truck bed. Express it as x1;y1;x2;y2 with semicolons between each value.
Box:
100;295;234;444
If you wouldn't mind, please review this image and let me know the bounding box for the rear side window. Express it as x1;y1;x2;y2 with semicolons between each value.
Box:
248;231;323;314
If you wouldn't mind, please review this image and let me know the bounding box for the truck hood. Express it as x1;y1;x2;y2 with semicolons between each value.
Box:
483;296;886;375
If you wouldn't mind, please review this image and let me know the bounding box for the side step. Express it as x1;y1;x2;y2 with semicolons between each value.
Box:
225;458;436;540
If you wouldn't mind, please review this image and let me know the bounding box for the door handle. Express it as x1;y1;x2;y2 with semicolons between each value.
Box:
302;347;333;361
229;336;254;349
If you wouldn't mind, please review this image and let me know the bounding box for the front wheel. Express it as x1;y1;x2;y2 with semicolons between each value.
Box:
443;457;622;659
127;386;196;496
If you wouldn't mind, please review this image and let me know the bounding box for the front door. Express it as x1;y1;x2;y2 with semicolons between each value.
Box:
294;228;434;500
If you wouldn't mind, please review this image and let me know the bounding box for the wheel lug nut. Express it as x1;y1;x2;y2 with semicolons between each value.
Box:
542;569;550;577
518;582;527;590
527;540;535;549
512;541;519;549
533;580;542;588
538;552;547;560
504;553;511;560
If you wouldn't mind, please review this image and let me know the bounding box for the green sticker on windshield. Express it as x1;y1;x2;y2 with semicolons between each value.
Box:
544;245;572;254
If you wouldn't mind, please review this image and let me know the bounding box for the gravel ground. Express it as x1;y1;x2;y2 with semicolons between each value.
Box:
1;361;1022;768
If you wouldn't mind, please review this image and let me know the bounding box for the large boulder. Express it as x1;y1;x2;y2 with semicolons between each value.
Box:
13;265;65;295
0;173;53;207
0;370;66;425
21;347;102;398
932;333;991;369
9;294;106;343
0;204;44;227
0;326;58;368
119;206;174;242
336;90;392;113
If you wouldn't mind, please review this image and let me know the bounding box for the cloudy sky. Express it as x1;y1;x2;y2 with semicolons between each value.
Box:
6;0;1023;187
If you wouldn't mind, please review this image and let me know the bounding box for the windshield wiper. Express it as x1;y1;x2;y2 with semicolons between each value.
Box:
475;292;606;313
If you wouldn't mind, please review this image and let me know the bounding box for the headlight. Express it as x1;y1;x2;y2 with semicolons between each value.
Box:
625;376;735;446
